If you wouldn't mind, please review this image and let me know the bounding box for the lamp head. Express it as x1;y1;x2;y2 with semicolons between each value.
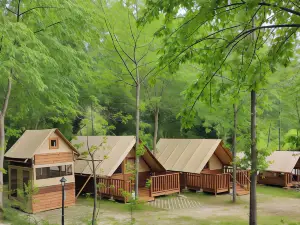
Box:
60;177;67;186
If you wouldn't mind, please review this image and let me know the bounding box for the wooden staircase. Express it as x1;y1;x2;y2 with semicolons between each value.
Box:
138;188;154;202
236;183;249;196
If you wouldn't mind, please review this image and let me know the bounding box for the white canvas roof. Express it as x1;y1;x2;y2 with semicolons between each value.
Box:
5;129;78;159
265;151;300;173
156;139;232;173
72;136;165;177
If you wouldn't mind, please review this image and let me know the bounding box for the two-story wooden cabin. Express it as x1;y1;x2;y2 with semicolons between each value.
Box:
5;129;79;213
156;139;250;196
258;151;300;187
72;136;180;202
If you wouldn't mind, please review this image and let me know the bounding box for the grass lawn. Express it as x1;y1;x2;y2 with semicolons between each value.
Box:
256;185;300;198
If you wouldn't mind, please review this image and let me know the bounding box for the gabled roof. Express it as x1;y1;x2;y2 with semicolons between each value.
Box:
72;136;165;177
265;151;300;173
5;129;79;159
156;138;232;173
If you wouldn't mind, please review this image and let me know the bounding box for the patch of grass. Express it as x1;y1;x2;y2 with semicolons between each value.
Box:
257;185;300;198
2;207;57;225
77;196;161;213
181;191;248;205
170;215;300;225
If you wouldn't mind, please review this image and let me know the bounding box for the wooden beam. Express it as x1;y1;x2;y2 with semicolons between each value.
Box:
76;174;93;199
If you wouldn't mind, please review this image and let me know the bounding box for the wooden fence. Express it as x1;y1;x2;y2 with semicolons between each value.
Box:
150;173;180;197
224;167;250;190
98;178;132;200
186;173;230;195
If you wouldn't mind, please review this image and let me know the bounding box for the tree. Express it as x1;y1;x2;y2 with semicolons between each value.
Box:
142;1;299;224
99;0;164;198
0;0;100;209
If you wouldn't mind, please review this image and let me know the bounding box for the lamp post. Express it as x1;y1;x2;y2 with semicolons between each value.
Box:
60;177;67;225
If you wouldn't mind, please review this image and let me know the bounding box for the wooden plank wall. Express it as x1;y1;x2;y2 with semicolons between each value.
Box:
35;152;73;165
32;183;75;213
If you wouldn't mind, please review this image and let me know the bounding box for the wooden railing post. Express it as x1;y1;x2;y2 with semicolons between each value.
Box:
214;175;217;196
150;176;153;197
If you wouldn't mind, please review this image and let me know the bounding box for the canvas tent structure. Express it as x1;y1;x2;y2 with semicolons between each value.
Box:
258;151;300;187
5;129;79;213
72;136;180;202
156;139;250;195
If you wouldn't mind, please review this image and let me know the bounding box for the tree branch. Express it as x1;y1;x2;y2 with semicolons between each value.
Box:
34;21;62;33
5;7;17;15
227;24;300;48
258;2;300;16
20;6;62;16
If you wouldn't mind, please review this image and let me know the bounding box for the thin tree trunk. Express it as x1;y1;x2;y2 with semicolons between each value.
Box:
91;154;97;225
153;107;159;156
135;71;140;199
232;104;237;203
0;77;12;209
278;97;281;150
91;103;94;136
250;90;257;225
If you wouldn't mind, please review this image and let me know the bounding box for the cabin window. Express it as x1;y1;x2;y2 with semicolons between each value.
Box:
10;169;18;197
36;164;73;180
114;164;123;174
126;158;135;173
49;137;59;149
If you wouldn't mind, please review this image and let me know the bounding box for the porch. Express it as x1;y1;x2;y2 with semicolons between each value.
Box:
95;172;180;202
182;169;250;195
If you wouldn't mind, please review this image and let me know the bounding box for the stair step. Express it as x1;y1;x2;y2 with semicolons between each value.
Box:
237;191;249;196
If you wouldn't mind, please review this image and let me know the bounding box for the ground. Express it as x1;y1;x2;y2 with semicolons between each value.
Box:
2;185;300;225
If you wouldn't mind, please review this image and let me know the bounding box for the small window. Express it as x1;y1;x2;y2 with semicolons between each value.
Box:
49;137;59;149
126;158;135;173
36;165;73;180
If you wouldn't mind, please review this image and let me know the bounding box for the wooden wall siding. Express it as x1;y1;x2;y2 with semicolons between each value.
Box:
257;173;292;187
32;183;75;213
35;152;73;165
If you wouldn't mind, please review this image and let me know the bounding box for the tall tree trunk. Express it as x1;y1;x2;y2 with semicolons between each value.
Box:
135;71;140;199
153;107;159;156
250;90;257;225
0;77;12;210
232;104;237;203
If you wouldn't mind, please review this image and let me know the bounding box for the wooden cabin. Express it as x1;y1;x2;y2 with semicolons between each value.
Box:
72;136;180;202
156;139;250;196
4;129;79;213
258;151;300;187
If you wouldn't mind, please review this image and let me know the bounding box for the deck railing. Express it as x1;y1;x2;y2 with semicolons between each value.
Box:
98;178;132;199
224;167;250;190
186;173;230;195
150;173;180;197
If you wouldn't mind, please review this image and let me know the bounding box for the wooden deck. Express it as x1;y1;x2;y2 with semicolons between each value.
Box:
87;172;181;202
184;169;250;195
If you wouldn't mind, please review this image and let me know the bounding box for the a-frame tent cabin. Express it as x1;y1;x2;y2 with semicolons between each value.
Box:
258;151;300;187
5;129;79;213
72;136;180;202
156;139;250;195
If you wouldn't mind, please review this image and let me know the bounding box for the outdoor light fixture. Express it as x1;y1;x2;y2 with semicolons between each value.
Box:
60;177;67;225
